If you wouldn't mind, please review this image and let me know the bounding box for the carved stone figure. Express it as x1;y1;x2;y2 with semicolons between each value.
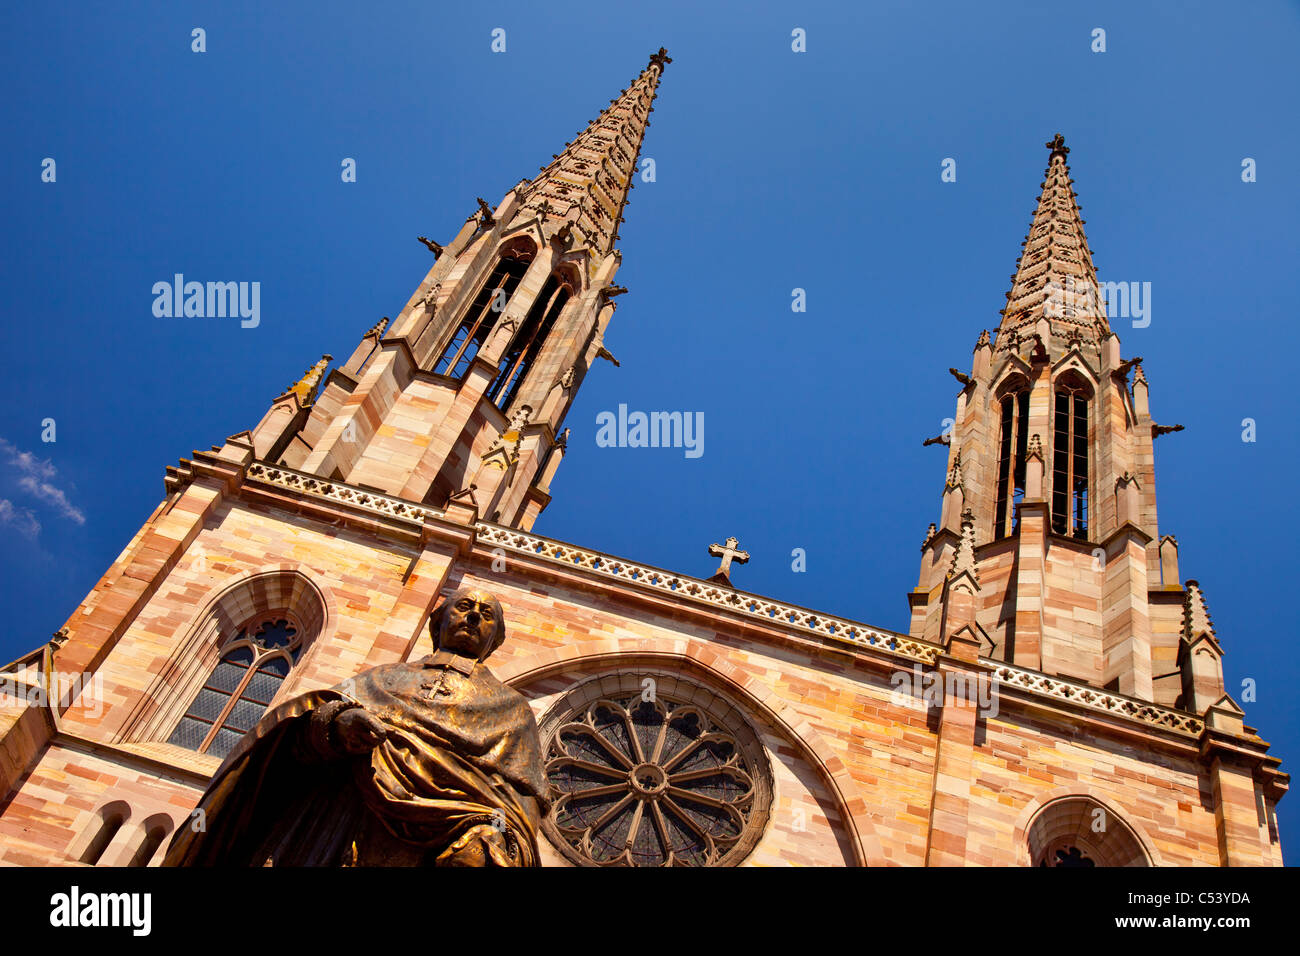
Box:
162;588;549;866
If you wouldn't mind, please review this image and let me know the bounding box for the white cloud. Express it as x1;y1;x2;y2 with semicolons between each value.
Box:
0;438;86;527
0;499;41;538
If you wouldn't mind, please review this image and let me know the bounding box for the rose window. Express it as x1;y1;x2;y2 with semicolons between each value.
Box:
541;681;770;867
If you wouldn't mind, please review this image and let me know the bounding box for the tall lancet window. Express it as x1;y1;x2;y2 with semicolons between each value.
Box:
993;385;1031;539
434;254;531;379
1051;378;1090;539
487;274;572;411
167;616;304;760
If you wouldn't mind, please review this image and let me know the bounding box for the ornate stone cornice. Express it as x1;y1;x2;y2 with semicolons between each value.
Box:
235;461;1207;738
990;661;1203;737
245;462;445;525
475;523;939;665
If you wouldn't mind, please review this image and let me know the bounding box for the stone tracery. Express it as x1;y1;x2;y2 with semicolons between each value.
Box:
539;677;771;866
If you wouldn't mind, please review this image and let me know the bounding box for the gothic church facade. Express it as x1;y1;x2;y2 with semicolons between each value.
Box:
0;51;1286;867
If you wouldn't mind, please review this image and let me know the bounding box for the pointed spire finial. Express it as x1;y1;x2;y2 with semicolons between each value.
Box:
999;134;1107;348
507;50;669;256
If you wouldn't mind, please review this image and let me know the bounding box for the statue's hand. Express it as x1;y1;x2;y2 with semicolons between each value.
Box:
330;707;389;755
436;823;519;867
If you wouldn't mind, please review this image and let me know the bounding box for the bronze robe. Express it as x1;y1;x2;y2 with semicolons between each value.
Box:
163;653;550;866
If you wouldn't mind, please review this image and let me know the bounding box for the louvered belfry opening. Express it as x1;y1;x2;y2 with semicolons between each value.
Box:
434;253;532;378
1051;378;1091;539
487;274;572;411
994;385;1031;539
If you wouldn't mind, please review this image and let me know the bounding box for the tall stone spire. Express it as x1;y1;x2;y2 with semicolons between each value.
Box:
508;48;671;256
910;134;1165;702
998;134;1110;350
259;50;671;530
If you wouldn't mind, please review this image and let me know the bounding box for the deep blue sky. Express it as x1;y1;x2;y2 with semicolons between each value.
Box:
2;1;1297;851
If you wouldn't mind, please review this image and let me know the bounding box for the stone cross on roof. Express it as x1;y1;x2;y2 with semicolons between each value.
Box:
708;536;749;584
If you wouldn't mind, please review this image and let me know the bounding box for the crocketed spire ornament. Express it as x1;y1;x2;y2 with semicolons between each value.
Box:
999;135;1108;347
1182;580;1217;643
287;354;333;405
948;509;979;584
921;522;937;550
945;451;965;491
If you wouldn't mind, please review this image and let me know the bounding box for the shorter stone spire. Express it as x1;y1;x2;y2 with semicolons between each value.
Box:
1132;361;1148;388
287;354;332;405
1182;580;1217;643
945;451;965;492
948;509;979;583
920;522;937;550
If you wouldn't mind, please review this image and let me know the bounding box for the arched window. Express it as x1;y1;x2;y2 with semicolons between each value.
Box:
167;616;303;760
1051;377;1091;539
1025;796;1151;867
433;253;531;378
486;273;572;411
79;802;130;865
993;381;1031;539
127;814;174;867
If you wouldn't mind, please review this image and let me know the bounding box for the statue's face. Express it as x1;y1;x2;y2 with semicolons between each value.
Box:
438;590;500;659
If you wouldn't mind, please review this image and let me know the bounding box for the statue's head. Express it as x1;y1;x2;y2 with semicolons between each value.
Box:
430;587;506;661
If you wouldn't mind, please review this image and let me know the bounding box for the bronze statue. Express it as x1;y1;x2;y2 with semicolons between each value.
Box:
162;588;549;866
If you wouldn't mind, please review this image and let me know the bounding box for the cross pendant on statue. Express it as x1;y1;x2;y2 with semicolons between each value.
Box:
422;670;454;700
707;536;749;584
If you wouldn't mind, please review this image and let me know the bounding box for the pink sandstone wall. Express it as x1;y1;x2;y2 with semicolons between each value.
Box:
0;498;1265;867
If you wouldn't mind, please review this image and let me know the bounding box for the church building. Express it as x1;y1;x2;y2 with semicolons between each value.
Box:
0;50;1286;866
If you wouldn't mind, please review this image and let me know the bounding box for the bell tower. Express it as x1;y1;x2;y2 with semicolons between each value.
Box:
237;48;671;529
908;135;1219;709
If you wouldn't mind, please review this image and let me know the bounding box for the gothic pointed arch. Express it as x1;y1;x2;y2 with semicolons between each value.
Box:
1019;793;1155;867
487;266;577;412
992;372;1032;539
165;614;306;759
117;568;333;749
433;245;535;379
1050;368;1093;539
